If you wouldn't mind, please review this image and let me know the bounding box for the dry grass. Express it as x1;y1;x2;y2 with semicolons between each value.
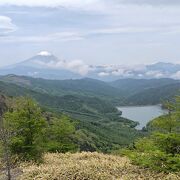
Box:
18;152;180;180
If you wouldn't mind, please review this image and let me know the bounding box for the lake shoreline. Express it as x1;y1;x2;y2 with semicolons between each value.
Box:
117;104;162;108
117;105;168;130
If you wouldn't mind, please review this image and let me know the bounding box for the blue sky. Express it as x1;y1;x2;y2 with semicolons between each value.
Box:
0;0;180;67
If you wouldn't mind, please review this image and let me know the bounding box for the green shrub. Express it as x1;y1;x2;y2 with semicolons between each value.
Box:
152;133;180;154
122;148;180;172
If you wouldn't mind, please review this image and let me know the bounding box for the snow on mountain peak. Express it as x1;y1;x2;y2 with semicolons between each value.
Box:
37;51;52;56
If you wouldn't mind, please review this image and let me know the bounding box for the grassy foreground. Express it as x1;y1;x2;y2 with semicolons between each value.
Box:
16;152;180;180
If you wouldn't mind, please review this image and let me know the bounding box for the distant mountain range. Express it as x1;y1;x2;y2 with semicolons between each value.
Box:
0;74;179;106
0;51;180;80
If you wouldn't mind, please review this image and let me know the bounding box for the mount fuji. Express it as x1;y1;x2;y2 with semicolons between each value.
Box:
0;51;81;79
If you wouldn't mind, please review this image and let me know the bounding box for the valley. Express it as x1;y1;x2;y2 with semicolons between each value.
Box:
0;74;179;153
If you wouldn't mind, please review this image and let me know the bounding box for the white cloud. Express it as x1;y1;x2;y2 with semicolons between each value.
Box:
0;31;84;43
0;0;88;7
0;0;179;9
138;74;143;77
98;72;110;77
0;0;105;12
119;0;180;6
38;51;52;56
112;69;125;76
3;23;180;44
171;71;180;79
92;24;180;35
0;16;17;35
92;27;158;34
35;57;91;76
66;60;92;75
145;70;164;78
96;64;146;78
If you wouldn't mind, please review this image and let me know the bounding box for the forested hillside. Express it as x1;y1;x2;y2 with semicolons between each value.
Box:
0;75;125;102
110;78;179;95
110;78;180;105
0;80;140;152
123;83;180;105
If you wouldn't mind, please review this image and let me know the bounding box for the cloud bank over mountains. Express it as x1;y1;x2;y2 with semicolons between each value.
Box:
35;52;92;76
1;51;179;80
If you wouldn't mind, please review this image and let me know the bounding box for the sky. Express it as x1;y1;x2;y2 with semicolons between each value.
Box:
0;0;180;67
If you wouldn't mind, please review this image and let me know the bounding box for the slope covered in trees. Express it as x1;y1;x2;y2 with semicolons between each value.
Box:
0;75;125;102
110;78;180;105
123;83;180;105
110;78;178;95
0;81;140;153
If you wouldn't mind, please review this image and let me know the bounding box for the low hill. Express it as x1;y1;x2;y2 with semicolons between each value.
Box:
0;79;117;114
123;83;180;105
18;152;180;180
110;78;180;105
110;78;179;95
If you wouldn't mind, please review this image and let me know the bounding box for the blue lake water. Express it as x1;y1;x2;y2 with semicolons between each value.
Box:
117;105;168;130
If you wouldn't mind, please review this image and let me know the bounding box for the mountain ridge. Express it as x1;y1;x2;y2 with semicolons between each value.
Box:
0;74;179;106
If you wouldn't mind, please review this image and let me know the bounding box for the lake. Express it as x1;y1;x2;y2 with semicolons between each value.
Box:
117;105;168;130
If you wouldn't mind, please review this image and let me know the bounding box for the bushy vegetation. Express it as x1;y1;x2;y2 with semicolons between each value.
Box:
121;96;180;172
19;152;180;180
